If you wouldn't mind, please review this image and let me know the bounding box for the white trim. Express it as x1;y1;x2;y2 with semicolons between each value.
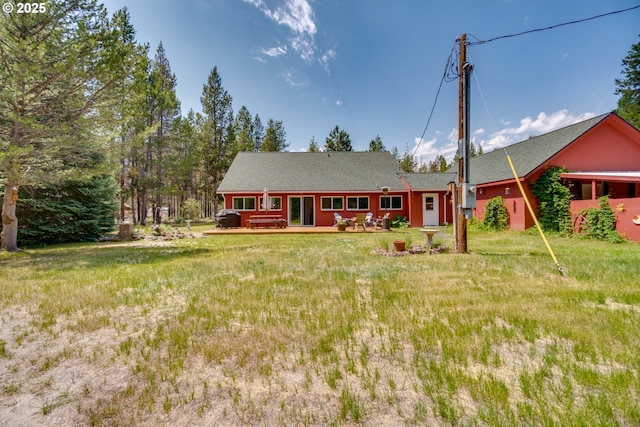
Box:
288;195;315;226
422;193;439;226
232;196;256;211
346;196;370;211
379;195;403;210
258;196;282;211
320;196;344;211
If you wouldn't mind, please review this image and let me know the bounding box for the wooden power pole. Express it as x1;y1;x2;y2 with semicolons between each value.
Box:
456;34;475;253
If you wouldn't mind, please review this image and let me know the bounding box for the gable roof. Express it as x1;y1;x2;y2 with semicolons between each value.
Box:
466;113;610;184
218;151;406;193
402;172;457;191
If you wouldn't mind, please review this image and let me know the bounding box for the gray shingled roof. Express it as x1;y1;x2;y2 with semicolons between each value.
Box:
402;172;457;191
465;113;610;184
218;151;406;193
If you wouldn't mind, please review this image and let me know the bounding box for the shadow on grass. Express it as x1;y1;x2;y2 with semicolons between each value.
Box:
0;241;217;271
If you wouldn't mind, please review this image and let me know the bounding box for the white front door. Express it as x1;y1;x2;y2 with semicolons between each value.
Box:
422;194;439;226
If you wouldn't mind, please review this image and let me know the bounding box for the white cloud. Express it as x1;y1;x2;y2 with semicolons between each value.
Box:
415;110;597;165
261;45;288;57
283;71;308;87
475;109;596;153
336;99;343;106
244;0;318;62
320;49;337;74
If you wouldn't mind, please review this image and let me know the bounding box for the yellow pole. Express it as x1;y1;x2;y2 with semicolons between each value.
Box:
503;149;565;275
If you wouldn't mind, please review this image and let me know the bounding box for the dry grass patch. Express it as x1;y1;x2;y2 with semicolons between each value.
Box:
1;230;639;425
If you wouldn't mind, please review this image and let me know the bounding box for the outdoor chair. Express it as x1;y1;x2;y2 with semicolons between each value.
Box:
365;212;375;229
353;213;368;231
333;212;343;226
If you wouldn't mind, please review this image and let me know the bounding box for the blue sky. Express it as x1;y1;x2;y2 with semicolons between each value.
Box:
102;0;639;165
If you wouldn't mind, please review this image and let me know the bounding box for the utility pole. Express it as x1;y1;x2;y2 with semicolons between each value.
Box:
456;34;475;253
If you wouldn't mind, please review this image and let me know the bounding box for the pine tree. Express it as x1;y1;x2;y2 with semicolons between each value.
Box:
0;2;134;251
253;114;264;151
399;152;418;173
201;66;233;217
235;106;256;152
325;126;353;151
143;42;180;224
308;136;321;152
615;36;640;129
368;135;386;151
261;119;288;151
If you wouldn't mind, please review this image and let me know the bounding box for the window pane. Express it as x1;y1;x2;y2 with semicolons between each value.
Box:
392;196;402;209
233;198;243;210
322;198;331;209
245;198;255;210
425;196;434;211
333;197;343;210
358;197;369;209
347;197;357;209
381;197;390;209
272;197;281;210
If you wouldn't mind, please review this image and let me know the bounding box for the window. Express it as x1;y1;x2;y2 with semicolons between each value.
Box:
346;196;369;210
259;196;281;211
321;196;343;210
424;196;434;211
380;196;402;210
232;197;255;210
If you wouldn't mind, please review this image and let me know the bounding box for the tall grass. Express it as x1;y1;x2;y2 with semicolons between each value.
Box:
1;229;639;425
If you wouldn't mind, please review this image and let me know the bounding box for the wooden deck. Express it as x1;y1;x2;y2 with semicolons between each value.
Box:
203;226;387;235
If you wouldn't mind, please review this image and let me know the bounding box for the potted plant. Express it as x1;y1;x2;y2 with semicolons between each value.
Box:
393;240;406;251
337;219;347;231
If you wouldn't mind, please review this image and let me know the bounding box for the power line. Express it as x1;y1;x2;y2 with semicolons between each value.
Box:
413;4;639;161
468;4;640;46
412;42;457;158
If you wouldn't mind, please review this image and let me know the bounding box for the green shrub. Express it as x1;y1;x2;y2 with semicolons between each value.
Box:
12;175;117;247
391;214;408;228
481;196;509;231
181;198;201;221
531;167;572;235
579;196;624;243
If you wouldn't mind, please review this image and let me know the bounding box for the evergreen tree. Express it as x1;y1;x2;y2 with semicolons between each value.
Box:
235;106;256;152
325;126;353;151
428;154;448;172
143;42;180;224
0;1;134;251
167;110;201;204
615;35;640;129
253;114;264;151
261;119;288;151
201;66;233;217
368;135;386;152
16;176;117;247
399;152;418;173
307;136;321;152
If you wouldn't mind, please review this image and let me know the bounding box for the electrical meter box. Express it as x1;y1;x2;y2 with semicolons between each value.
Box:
461;183;477;209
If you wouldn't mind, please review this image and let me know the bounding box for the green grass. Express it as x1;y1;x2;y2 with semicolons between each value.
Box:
1;228;639;425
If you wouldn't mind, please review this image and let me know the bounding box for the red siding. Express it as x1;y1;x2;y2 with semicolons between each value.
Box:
408;191;452;228
224;192;410;226
571;197;640;242
550;119;640;171
475;182;537;231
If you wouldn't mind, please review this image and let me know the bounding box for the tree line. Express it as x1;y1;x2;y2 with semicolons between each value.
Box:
0;3;287;249
1;1;638;251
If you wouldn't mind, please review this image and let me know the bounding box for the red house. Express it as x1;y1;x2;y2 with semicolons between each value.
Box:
470;113;640;241
218;113;640;241
218;152;413;227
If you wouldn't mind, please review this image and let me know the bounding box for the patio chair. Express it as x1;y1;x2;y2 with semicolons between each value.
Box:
333;212;343;226
365;212;375;229
353;213;368;231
